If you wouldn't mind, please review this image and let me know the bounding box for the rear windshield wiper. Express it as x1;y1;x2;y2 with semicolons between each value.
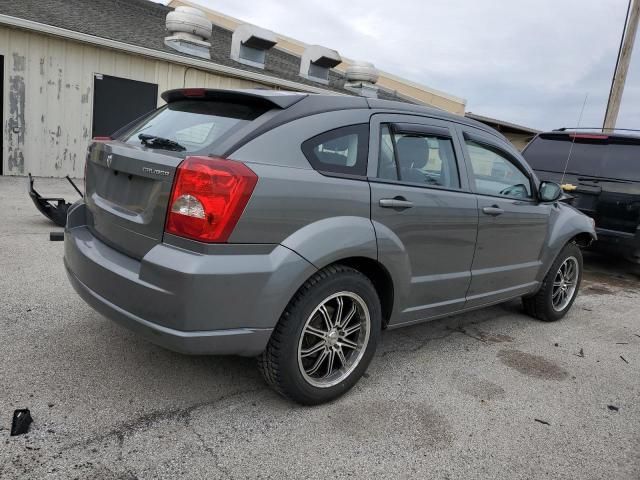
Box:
138;134;186;152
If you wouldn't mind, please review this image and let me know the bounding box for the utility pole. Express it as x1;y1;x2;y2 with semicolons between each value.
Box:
603;0;640;131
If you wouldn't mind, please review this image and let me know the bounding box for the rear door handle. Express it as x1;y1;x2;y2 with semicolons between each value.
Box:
482;205;504;216
379;197;414;209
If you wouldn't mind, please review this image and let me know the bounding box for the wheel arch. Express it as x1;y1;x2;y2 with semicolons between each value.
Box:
328;256;395;328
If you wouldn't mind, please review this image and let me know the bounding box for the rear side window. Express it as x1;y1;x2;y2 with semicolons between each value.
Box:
120;100;268;154
376;124;460;188
301;124;369;176
524;134;640;181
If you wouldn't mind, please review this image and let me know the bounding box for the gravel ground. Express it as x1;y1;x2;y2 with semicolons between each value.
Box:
1;176;639;479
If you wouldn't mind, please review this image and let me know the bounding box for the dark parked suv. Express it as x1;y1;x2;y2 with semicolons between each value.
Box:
523;130;640;267
64;89;595;404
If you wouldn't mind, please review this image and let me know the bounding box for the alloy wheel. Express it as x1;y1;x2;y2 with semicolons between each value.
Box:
552;256;579;311
297;291;371;388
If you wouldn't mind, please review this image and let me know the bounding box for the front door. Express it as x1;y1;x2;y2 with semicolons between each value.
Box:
457;127;550;307
368;114;478;326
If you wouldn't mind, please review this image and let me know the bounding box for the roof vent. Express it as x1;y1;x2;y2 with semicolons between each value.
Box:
299;45;341;84
164;6;213;60
231;24;277;69
344;61;379;98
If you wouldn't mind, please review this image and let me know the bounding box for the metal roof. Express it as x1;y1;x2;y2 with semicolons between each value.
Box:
465;112;540;135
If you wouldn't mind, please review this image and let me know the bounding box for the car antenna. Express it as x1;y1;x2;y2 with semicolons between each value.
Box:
560;93;589;186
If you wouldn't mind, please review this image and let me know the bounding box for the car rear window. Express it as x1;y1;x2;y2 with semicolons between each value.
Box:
120;100;268;154
524;134;640;181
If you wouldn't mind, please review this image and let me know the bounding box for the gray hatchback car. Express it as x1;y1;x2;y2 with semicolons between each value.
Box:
65;88;596;404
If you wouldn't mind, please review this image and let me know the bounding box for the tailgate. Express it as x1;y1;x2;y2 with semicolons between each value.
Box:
85;142;180;259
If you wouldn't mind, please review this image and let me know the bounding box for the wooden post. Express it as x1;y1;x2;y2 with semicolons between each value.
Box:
603;0;640;131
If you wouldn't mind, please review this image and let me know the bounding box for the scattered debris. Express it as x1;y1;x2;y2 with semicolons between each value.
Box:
575;348;585;358
620;356;629;364
534;418;551;426
615;342;628;345
607;405;619;412
554;343;559;347
634;334;640;338
10;409;33;436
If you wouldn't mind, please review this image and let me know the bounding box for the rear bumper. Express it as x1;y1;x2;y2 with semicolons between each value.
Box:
65;265;272;355
64;202;316;356
594;227;640;264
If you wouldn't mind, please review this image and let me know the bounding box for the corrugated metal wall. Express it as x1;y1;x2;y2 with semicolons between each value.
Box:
0;25;265;177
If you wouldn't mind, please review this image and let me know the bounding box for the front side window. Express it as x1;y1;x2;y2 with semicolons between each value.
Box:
301;124;369;176
466;140;532;199
376;124;460;188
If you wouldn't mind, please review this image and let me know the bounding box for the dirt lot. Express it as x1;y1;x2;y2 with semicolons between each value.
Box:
1;177;639;479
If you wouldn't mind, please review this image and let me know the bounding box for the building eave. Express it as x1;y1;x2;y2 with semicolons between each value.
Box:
465;112;540;135
0;13;346;96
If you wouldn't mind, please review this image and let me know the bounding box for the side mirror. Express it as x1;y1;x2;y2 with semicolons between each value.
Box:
539;181;562;202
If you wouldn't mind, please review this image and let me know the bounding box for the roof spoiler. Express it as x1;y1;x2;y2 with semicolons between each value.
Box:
161;88;308;109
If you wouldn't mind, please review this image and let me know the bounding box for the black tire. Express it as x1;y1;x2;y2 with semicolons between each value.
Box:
523;242;583;322
258;265;381;405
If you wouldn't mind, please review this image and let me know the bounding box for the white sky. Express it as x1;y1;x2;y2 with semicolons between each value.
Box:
168;0;639;131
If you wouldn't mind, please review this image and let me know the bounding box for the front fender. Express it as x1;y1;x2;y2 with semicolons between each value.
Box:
537;203;596;282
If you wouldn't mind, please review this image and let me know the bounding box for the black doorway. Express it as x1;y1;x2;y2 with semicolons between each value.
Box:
92;74;158;138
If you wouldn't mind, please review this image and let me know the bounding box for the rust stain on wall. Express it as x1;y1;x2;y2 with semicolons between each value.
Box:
7;53;26;174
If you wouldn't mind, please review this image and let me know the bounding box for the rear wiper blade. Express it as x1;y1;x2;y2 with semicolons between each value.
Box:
138;134;186;151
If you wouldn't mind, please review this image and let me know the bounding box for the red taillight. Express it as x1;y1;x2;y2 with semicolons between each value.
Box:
165;156;258;243
92;136;112;141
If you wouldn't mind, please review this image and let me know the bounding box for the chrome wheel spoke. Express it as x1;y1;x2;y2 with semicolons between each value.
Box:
301;341;325;358
334;297;344;328
307;350;329;376
305;325;327;339
335;346;347;367
338;304;357;329
324;349;336;377
342;323;361;337
318;304;333;330
339;337;358;350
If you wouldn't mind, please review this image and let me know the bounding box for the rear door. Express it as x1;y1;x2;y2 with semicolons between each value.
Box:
458;126;550;307
368;114;478;325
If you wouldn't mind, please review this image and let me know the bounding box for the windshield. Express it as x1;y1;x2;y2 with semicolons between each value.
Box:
120;100;267;154
523;134;640;182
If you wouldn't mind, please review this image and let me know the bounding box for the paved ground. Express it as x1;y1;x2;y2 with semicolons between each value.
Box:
1;176;639;479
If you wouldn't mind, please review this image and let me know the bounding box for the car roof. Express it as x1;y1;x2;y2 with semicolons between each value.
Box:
163;88;509;145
